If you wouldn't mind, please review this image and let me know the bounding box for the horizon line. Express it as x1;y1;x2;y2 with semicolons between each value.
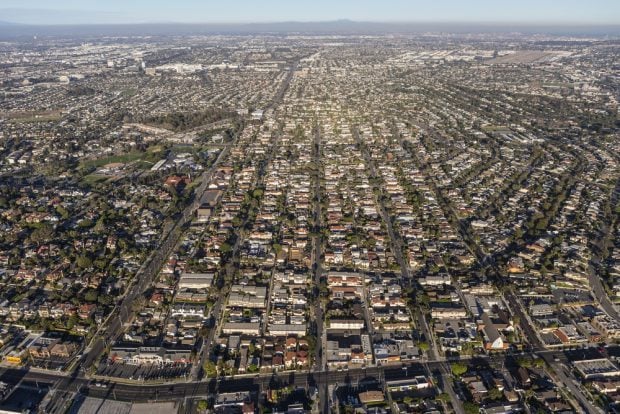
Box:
2;18;620;27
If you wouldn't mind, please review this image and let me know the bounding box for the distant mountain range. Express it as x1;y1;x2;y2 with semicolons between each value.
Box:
0;13;618;38
0;20;23;26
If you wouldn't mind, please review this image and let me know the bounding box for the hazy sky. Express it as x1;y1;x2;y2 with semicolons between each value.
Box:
1;0;619;25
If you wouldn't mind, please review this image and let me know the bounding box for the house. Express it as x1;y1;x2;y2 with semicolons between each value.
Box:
178;273;215;290
164;175;191;192
387;376;432;392
592;380;620;394
479;313;508;351
222;322;261;336
467;380;488;402
50;342;77;358
326;334;363;366
329;318;365;330
78;304;96;319
228;285;267;308
358;390;385;405
431;303;467;319
515;367;531;389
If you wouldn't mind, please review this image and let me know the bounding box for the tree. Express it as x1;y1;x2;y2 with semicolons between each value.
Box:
516;357;534;368
513;227;524;241
94;258;108;271
76;255;93;269
220;243;232;254
55;205;69;220
78;218;93;228
203;360;217;377
30;223;54;245
84;289;98;303
488;387;503;400
436;393;450;403
131;295;147;311
232;217;243;228
463;401;480;414
66;314;78;330
98;294;113;306
94;217;106;234
451;362;468;377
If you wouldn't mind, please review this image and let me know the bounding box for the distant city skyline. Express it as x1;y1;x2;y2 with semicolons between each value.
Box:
1;0;619;25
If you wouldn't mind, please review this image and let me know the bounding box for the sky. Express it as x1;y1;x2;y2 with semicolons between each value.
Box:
1;0;619;25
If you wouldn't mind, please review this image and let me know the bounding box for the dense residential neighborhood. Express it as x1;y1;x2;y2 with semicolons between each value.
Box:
0;20;618;414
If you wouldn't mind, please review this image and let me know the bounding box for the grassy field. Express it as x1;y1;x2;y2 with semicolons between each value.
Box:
6;110;62;123
81;174;110;185
80;145;165;169
80;151;146;170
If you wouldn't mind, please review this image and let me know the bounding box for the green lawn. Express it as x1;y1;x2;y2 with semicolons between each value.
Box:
7;110;62;123
79;151;146;170
79;145;167;175
81;174;110;185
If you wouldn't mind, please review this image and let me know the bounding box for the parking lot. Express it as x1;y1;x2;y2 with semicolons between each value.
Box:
96;361;192;381
0;382;49;412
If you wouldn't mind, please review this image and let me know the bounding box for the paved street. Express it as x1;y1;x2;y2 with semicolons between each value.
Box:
0;24;618;414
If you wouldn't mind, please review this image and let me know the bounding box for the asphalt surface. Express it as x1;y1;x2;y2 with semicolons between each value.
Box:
192;61;298;382
5;347;613;404
10;63;615;414
358;130;443;360
311;124;329;414
398;123;610;414
539;352;603;414
0;360;460;402
80;139;236;374
37;143;238;412
588;263;620;322
1;345;617;414
425;362;465;414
